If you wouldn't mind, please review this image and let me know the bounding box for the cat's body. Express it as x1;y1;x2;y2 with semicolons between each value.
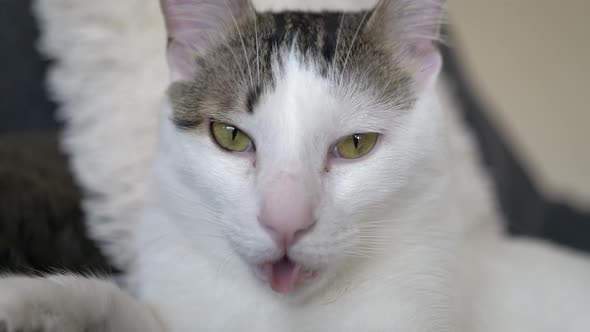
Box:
130;70;590;331
1;0;590;331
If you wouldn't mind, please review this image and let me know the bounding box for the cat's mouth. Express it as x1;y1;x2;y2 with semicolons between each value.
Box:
260;256;316;293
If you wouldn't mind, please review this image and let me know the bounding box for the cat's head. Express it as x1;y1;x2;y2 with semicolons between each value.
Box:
158;0;448;295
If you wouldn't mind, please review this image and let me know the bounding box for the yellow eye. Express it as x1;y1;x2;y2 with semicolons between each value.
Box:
335;133;379;159
211;122;253;152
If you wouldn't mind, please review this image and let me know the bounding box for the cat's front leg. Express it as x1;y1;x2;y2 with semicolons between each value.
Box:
0;275;165;332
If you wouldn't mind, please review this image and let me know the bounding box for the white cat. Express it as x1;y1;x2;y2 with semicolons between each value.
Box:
1;0;589;331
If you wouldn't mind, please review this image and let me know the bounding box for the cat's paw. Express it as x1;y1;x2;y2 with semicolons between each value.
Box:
0;301;77;332
0;275;165;332
0;276;92;332
0;310;75;332
0;303;75;332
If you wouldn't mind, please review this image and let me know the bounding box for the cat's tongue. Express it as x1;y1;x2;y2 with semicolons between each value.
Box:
264;258;301;293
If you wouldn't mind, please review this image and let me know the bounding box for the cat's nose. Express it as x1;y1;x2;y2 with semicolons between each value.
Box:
259;172;318;249
259;214;316;249
259;188;316;249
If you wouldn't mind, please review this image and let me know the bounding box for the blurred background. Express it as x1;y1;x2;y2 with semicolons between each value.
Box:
451;0;590;206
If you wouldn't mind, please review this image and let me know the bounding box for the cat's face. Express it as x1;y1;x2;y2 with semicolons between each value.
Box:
159;0;446;294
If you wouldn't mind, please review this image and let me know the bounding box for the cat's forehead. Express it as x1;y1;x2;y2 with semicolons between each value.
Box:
170;9;415;131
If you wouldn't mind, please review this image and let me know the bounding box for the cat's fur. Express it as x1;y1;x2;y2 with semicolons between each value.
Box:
0;275;162;332
2;0;590;331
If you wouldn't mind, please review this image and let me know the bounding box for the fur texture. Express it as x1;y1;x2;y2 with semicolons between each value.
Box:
25;0;590;332
33;0;168;271
0;275;162;332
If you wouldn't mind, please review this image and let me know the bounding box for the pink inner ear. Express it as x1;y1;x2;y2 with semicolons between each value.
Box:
408;43;442;91
167;40;197;80
376;0;446;90
160;0;249;80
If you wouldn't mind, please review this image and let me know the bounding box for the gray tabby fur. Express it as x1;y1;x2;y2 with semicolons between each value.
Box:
170;5;415;132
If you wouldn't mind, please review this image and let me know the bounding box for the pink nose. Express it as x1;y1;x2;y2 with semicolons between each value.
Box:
260;214;316;249
259;171;318;249
259;188;316;249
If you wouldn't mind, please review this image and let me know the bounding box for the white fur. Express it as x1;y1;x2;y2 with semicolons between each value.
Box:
28;0;590;331
33;0;168;270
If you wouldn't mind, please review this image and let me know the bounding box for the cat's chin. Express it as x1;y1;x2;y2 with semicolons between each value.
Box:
253;256;320;294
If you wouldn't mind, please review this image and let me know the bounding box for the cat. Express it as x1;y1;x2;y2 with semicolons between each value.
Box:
2;0;590;331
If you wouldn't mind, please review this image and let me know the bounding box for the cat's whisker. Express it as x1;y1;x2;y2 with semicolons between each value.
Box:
341;224;392;231
252;7;260;83
352;250;383;256
356;230;393;235
142;231;224;256
181;31;244;94
331;13;345;76
193;217;226;229
187;232;226;240
223;0;254;90
345;247;384;257
170;209;225;229
349;228;391;233
355;240;389;247
355;236;393;241
355;245;389;251
359;224;395;229
362;217;400;223
341;217;397;225
218;32;249;89
358;228;393;233
338;10;369;89
355;243;387;249
356;232;394;239
215;251;238;282
171;139;227;231
343;251;372;259
354;247;388;253
364;223;396;228
362;219;394;224
361;230;396;236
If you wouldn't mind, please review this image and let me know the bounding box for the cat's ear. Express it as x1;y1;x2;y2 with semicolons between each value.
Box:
160;0;251;81
370;0;446;90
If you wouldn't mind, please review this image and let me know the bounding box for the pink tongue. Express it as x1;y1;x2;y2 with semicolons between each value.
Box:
264;259;301;293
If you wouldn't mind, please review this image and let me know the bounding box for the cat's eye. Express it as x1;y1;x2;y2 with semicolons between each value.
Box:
211;122;253;152
334;133;379;159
